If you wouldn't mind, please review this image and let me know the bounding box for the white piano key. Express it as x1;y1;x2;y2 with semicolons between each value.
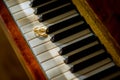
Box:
24;31;36;41
46;63;71;79
4;0;28;7
29;36;50;47
28;35;51;48
20;21;41;33
37;47;60;63
41;56;64;71
32;32;93;55
13;8;34;20
32;41;57;55
52;71;76;80
17;14;38;27
9;1;30;13
76;62;115;80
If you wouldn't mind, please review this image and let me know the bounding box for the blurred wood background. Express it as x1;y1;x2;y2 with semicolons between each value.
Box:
0;17;29;80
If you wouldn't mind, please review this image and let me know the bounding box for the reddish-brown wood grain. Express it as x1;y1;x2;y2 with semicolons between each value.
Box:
0;0;46;80
87;0;120;46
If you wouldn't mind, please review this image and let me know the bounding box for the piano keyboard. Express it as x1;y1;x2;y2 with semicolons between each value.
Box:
4;0;120;80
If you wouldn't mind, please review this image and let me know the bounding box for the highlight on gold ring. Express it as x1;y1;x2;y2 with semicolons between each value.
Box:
33;26;48;37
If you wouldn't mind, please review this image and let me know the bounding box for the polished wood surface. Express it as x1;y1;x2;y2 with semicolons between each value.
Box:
87;0;120;46
0;0;46;80
72;0;120;66
86;0;120;66
0;17;29;80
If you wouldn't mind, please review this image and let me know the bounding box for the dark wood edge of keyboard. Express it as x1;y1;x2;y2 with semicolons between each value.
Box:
0;0;47;80
72;0;120;66
86;0;120;46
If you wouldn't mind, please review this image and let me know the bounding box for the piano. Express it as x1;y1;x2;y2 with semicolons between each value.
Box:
0;0;120;80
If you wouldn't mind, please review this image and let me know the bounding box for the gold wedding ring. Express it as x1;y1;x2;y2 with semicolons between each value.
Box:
33;26;48;37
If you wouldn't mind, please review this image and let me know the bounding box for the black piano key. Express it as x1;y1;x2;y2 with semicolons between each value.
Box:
64;44;104;64
111;75;120;80
34;0;70;15
46;15;83;34
70;52;108;73
30;0;51;7
39;4;75;21
84;66;120;80
51;23;89;42
59;34;98;55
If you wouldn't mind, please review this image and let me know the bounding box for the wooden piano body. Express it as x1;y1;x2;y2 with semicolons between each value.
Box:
0;0;46;79
0;0;120;80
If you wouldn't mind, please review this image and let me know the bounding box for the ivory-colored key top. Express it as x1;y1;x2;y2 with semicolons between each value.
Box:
17;14;38;27
32;41;58;55
52;71;76;80
41;56;64;71
13;8;34;20
24;31;35;40
20;21;41;33
37;47;60;63
4;0;28;7
9;1;30;13
28;36;51;47
46;64;71;79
